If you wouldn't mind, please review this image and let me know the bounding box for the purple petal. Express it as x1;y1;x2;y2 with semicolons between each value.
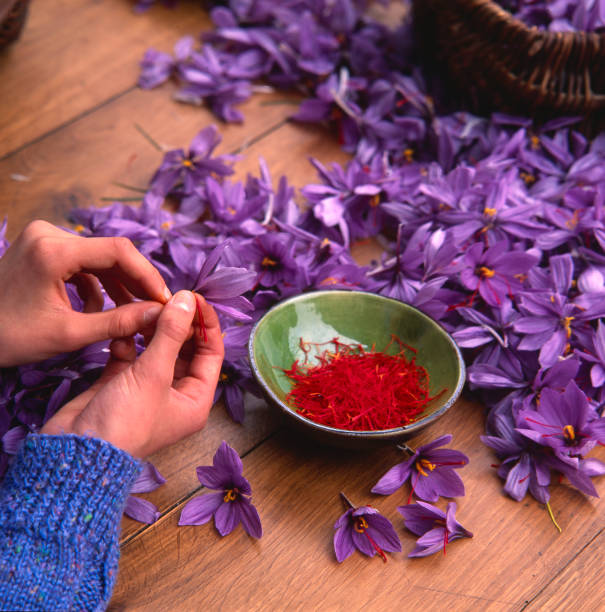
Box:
124;495;161;524
371;461;412;494
238;498;262;538
334;522;355;562
178;492;224;525
214;499;241;535
130;461;166;494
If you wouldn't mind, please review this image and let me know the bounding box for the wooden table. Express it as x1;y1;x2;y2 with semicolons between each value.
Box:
1;2;603;610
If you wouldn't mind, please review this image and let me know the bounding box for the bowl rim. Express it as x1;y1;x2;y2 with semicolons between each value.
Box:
247;289;466;439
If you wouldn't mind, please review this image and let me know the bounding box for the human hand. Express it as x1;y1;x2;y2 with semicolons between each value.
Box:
41;291;224;458
0;220;171;367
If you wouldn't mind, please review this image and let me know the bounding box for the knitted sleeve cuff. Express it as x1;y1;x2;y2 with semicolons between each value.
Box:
0;434;142;552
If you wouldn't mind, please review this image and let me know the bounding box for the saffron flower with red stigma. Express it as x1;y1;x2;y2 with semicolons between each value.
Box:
459;240;538;308
398;501;473;558
371;435;469;502
178;441;262;538
516;381;605;459
333;493;401;563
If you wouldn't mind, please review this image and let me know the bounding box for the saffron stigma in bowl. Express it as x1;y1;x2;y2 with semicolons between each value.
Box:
283;337;443;432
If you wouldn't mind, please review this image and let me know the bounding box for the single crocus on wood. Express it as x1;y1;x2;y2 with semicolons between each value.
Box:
398;501;473;558
178;441;262;538
333;493;401;563
372;434;469;503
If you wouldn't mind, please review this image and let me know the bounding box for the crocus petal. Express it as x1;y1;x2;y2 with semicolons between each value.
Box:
503;453;530;501
130;461;166;494
365;514;402;553
237;498;263;538
371;461;412;494
538;330;567;367
178;492;224;526
334;521;355;562
124;495;161;524
214;499;241;535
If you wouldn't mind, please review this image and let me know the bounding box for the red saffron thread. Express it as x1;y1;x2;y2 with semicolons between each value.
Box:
283;336;444;431
195;294;207;342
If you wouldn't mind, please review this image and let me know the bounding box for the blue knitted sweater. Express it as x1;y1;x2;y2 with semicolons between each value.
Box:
0;434;142;611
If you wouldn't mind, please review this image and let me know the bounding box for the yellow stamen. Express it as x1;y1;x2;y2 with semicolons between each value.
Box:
220;372;229;382
563;425;575;441
483;207;497;217
227;206;236;215
73;224;85;234
161;221;172;230
565;210;580;230
550;295;556;303
415;458;436;477
320;276;339;285
479;266;495;278
370;194;381;207
321;237;331;247
223;489;237;503
182;159;193;168
546;501;562;533
262;256;278;268
530;135;540;150
354;517;369;533
562;316;574;338
403;148;414;162
520;171;536;185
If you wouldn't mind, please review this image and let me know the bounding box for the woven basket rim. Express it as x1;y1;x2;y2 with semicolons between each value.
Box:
450;0;604;45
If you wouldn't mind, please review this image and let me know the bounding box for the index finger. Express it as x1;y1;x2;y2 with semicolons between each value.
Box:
66;235;171;304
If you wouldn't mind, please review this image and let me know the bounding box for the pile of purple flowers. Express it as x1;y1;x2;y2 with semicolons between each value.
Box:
1;0;604;519
496;0;605;31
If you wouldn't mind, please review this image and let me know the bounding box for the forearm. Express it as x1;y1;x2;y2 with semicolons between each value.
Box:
0;434;141;611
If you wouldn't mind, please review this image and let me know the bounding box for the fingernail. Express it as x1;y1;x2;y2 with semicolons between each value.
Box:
164;286;173;302
143;304;163;325
171;291;194;312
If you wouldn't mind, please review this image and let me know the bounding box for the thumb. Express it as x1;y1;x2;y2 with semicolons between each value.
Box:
66;301;164;348
137;291;196;376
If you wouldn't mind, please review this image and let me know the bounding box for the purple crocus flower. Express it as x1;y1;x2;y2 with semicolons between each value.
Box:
514;286;605;368
333;493;401;562
239;232;300;289
398;501;473;557
371;435;469;502
516;381;605;458
459;240;538;308
192;241;256;321
481;399;554;503
149;125;236;197
178;441;262;538
124;462;166;525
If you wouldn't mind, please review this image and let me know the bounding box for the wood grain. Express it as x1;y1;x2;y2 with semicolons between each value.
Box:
0;88;301;241
111;398;605;611
0;0;208;157
523;530;605;611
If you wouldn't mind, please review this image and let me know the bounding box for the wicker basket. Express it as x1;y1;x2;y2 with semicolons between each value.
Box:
0;0;30;49
412;0;605;125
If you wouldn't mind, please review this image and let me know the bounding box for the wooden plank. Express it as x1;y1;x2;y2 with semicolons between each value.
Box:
523;531;605;611
0;0;208;157
110;398;605;610
0;89;301;241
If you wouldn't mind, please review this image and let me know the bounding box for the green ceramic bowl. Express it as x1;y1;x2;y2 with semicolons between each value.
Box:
248;290;466;449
